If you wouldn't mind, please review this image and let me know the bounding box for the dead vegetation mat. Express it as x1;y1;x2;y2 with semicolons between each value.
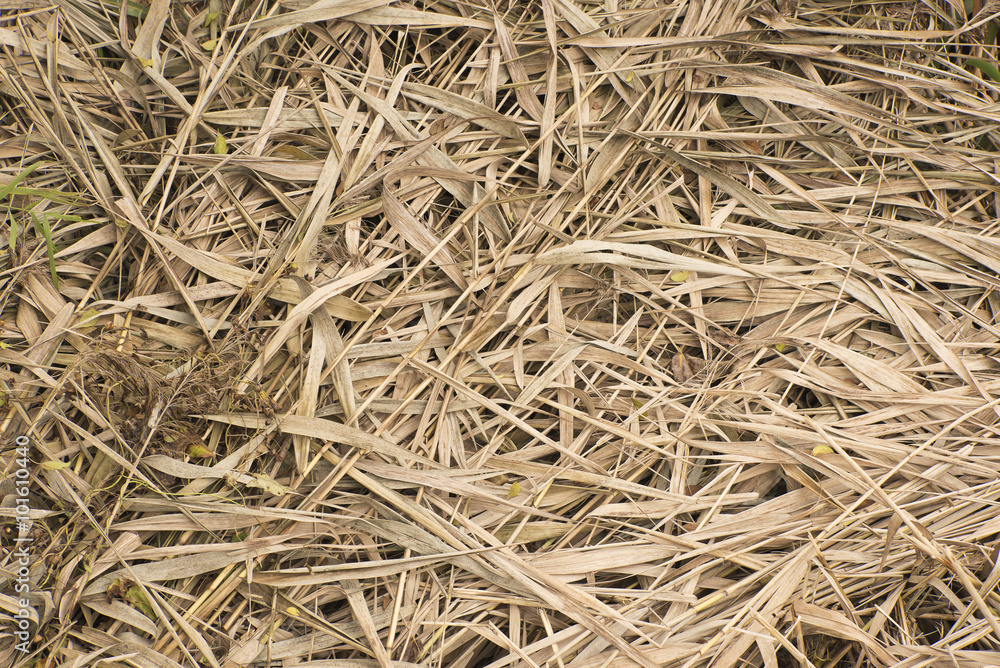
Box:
3;0;1000;666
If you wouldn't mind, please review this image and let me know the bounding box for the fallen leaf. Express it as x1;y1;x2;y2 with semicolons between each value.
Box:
671;352;706;382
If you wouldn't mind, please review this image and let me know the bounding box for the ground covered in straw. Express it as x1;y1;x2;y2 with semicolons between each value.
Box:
2;0;1000;666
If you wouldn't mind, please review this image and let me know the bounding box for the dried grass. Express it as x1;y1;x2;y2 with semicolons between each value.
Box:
2;0;1000;666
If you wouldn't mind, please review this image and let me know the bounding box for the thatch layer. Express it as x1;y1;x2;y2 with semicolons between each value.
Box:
2;1;1000;666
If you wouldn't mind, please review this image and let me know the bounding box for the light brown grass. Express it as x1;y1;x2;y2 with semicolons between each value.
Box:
2;0;1000;667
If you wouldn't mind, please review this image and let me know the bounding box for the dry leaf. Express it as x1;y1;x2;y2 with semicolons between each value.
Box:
671;351;706;382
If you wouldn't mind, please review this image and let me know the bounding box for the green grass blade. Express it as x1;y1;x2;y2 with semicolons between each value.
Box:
967;59;1000;83
31;211;59;289
0;162;45;203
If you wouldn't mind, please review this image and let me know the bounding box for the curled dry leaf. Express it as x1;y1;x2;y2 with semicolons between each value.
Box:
671;351;707;383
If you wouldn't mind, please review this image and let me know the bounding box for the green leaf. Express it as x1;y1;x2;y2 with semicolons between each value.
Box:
187;442;216;458
126;586;155;618
5;187;77;204
968;59;1000;83
105;0;148;19
212;132;227;155
0;162;45;203
206;0;222;26
76;307;102;327
630;397;648;418
30;212;58;289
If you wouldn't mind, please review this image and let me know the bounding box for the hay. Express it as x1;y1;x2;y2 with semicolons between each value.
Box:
2;0;1000;666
